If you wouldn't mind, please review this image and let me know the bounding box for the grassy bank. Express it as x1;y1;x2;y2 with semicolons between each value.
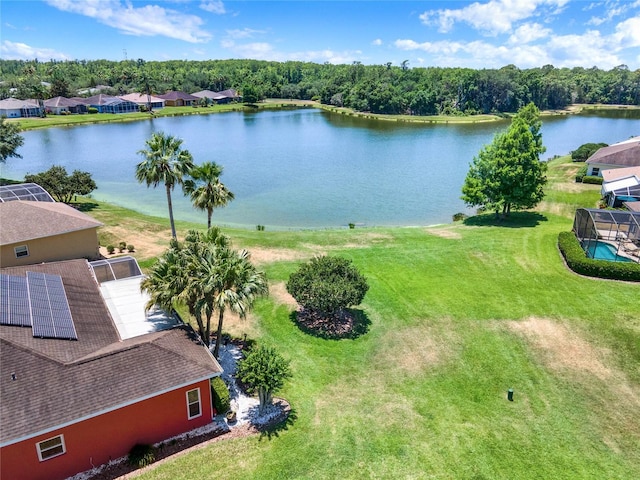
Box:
78;156;640;479
12;101;636;131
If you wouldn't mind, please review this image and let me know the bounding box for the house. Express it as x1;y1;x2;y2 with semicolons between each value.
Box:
191;89;241;104
43;97;88;115
119;93;165;110
601;170;640;208
0;97;41;118
157;91;199;107
0;200;103;267
77;85;112;96
0;258;223;480
79;94;139;113
586;137;640;176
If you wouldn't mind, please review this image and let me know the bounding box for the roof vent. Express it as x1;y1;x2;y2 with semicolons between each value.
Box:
11;373;17;381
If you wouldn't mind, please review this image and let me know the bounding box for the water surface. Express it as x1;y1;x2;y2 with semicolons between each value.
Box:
2;109;638;228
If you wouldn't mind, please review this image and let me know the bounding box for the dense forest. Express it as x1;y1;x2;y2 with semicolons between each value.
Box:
1;59;639;115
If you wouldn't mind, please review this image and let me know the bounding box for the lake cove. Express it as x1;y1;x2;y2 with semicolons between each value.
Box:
5;109;639;229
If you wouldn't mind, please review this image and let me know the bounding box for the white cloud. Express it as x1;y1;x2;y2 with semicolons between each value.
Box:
508;23;551;44
372;38;383;46
200;1;225;14
612;16;640;47
4;23;17;30
1;40;71;61
45;0;211;43
419;0;569;35
225;28;265;40
546;30;622;67
221;39;361;64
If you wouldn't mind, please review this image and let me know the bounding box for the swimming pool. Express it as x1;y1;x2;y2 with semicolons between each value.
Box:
585;241;635;263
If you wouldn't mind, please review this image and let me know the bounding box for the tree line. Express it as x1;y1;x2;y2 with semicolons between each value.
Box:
1;59;638;115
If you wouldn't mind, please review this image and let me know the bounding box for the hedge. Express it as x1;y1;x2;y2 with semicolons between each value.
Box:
582;175;603;185
211;376;230;414
558;231;640;282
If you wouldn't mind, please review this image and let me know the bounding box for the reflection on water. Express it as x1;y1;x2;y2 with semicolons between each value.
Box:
3;109;638;229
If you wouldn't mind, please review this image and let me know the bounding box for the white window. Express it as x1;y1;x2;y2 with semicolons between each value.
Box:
36;435;66;461
14;245;29;258
186;388;201;419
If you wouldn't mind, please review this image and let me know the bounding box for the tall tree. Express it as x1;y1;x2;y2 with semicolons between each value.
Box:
461;103;547;217
0;117;24;163
136;132;195;239
183;162;235;229
209;248;268;358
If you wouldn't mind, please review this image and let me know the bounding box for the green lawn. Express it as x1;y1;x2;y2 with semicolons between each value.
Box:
75;156;639;479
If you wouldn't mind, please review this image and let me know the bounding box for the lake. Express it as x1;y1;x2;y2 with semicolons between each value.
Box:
2;109;638;229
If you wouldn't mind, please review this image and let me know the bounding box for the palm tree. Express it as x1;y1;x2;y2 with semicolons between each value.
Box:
141;229;231;346
136;132;195;239
184;162;235;229
209;248;268;358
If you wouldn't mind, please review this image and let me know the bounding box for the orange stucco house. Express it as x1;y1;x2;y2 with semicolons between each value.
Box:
0;259;223;480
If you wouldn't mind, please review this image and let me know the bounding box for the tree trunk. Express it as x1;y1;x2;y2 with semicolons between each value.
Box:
213;308;225;359
207;207;213;229
258;387;272;414
165;183;177;239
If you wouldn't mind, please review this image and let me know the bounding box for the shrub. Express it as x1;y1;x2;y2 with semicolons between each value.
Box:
211;376;230;414
127;244;135;252
571;142;607;162
127;444;156;469
348;223;355;229
582;175;603;185
256;225;265;231
118;241;127;252
558;231;640;282
106;245;115;254
88;107;98;114
287;255;369;315
452;212;468;222
575;164;588;182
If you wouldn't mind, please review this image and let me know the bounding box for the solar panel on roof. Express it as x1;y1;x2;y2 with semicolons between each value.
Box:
0;274;31;327
27;271;77;340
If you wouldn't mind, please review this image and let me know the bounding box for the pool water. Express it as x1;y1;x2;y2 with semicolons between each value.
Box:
586;242;635;263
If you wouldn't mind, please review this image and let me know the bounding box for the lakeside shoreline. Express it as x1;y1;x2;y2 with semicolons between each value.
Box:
9;100;639;131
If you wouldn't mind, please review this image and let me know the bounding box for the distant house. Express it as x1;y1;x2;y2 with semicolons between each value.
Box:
191;89;241;104
0;200;103;267
119;93;165;110
79;94;139;113
43;97;88;115
0;258;223;480
77;84;112;96
157;91;199;107
586;137;640;176
0;97;41;118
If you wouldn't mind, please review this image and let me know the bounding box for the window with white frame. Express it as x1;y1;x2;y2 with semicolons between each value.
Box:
14;245;29;258
36;435;66;461
186;388;201;419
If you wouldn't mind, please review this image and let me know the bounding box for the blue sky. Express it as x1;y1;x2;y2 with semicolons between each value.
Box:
2;0;640;69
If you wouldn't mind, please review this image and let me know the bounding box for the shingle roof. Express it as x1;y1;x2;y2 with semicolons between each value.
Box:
602;166;640;182
0;201;103;245
0;260;222;445
587;140;640;168
0;97;39;109
157;91;199;101
119;93;165;104
44;96;85;108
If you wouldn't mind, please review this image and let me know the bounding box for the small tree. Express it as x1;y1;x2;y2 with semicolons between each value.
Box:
24;165;97;203
0;117;25;163
286;255;369;316
237;345;291;414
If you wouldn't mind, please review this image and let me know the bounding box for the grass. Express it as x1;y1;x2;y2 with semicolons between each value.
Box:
81;155;640;479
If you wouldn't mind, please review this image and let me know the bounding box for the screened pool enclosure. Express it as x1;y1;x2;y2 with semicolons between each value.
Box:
573;208;640;263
